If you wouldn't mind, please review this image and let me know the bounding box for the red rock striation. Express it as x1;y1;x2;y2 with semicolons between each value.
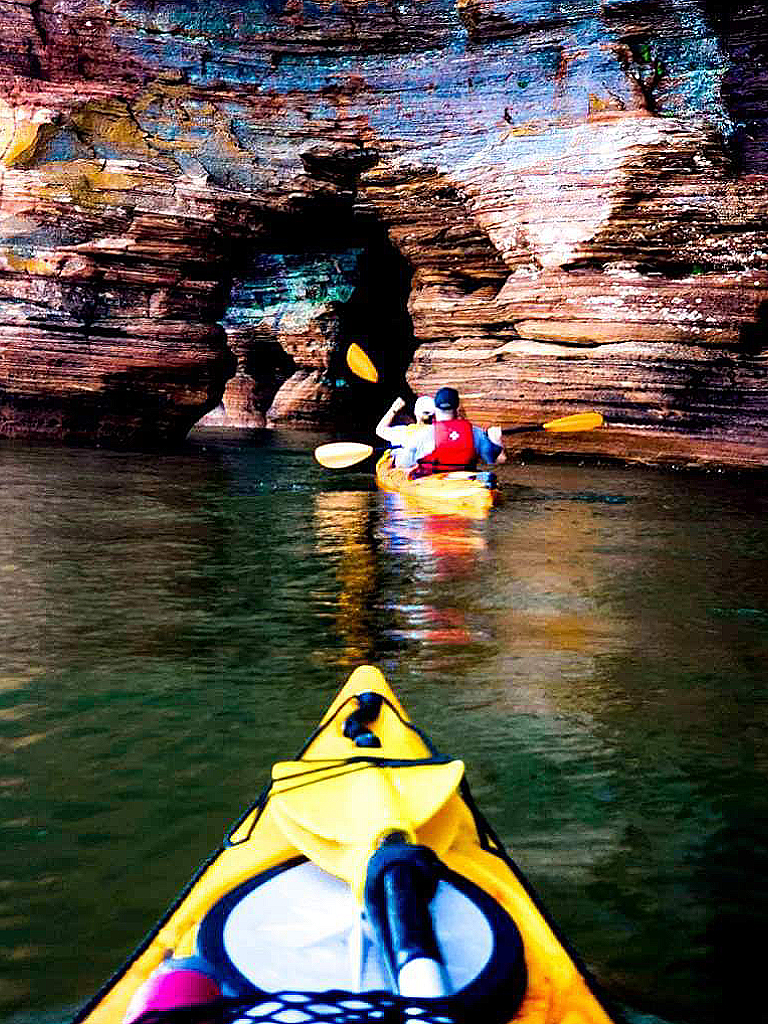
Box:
0;2;766;466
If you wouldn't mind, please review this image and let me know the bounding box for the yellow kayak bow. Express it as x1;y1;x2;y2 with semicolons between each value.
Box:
74;666;622;1024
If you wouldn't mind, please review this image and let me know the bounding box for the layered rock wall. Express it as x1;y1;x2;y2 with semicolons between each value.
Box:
0;2;766;465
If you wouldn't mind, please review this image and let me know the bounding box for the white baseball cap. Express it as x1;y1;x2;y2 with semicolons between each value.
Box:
414;396;436;420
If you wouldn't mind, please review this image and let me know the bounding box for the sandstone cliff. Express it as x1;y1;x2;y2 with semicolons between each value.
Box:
0;2;766;465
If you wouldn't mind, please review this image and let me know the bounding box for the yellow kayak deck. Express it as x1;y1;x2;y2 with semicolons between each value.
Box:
75;666;620;1024
375;452;500;517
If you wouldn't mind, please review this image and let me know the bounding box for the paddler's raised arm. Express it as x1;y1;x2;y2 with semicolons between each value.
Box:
376;396;407;440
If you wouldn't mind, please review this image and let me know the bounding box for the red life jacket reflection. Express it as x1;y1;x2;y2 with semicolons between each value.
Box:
418;418;476;473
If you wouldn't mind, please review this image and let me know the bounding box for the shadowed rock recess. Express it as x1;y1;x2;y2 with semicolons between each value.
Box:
0;2;766;464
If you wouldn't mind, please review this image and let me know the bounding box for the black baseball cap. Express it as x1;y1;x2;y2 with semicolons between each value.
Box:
434;386;460;410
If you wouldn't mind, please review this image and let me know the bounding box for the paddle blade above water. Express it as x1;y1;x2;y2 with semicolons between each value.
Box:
346;344;379;383
543;412;604;432
315;442;375;468
502;411;604;436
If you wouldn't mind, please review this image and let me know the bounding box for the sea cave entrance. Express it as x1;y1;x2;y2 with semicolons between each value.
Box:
205;201;418;434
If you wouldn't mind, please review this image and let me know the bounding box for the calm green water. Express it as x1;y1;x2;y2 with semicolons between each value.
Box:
1;428;767;1024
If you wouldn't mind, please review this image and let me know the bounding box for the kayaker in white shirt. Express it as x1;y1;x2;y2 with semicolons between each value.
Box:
375;395;436;448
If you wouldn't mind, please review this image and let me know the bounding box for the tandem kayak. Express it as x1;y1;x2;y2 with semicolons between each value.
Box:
74;666;622;1024
375;452;500;517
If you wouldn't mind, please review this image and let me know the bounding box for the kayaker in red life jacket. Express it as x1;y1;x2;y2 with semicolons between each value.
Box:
394;386;507;476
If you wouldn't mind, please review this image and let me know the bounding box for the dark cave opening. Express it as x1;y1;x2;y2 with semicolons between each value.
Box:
219;201;418;433
331;211;419;414
699;1;768;174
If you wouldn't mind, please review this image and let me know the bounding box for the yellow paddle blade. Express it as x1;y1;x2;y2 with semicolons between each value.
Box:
314;442;374;468
542;412;604;432
346;343;379;383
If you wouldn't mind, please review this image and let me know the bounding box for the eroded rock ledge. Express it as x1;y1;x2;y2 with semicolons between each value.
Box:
0;2;766;466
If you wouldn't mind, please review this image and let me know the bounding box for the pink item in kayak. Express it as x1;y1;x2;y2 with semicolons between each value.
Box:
123;967;221;1022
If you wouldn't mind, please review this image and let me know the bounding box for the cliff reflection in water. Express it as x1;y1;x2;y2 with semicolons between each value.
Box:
0;431;766;1024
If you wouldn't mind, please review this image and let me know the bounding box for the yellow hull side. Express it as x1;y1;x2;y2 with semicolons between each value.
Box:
375;453;499;517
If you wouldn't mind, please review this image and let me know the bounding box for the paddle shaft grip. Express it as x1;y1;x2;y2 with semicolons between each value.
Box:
501;424;544;435
382;863;441;970
364;840;445;994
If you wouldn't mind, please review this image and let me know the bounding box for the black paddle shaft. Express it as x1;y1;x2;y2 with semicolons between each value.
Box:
501;424;544;435
382;862;441;969
364;840;441;977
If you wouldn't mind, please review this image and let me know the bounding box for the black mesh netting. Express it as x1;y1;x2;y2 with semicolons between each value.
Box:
134;989;463;1024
